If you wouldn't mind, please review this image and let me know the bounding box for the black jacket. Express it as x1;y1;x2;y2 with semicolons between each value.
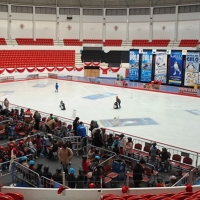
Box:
133;163;144;182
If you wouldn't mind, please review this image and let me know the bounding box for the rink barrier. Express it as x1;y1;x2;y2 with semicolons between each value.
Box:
50;75;200;97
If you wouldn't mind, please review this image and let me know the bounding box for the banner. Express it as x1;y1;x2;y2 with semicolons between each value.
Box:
140;50;152;82
184;52;199;86
154;51;167;83
169;51;183;85
129;50;139;81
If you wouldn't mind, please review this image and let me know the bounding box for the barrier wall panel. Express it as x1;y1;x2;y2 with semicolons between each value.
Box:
129;22;149;40
59;22;79;40
105;23;126;40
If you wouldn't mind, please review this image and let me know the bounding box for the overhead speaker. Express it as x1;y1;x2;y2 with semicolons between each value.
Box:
67;16;72;20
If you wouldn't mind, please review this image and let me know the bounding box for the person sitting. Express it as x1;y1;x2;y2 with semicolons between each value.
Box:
60;101;66;110
35;163;43;176
106;134;114;149
113;143;119;155
48;139;58;159
29;160;35;171
158;147;170;173
41;166;52;188
113;102;118;109
165;175;177;187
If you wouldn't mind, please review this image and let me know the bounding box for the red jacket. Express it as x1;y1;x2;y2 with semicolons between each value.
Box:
82;160;89;173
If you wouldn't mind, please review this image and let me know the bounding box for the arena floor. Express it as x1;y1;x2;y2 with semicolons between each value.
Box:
1;78;200;152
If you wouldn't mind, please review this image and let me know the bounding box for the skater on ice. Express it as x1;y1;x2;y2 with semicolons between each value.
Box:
60;101;66;110
55;83;59;92
116;96;121;108
113;102;118;109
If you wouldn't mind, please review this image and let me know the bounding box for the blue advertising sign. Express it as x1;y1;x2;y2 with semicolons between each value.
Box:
140;51;152;82
129;50;139;81
169;51;183;85
184;52;199;86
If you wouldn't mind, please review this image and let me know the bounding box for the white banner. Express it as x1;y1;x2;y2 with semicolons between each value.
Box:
154;52;167;83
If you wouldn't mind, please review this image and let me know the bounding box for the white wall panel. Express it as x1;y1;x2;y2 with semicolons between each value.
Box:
153;14;176;22
82;23;102;39
35;21;56;39
11;20;33;38
11;13;33;20
178;13;200;21
82;16;103;23
59;15;80;23
177;20;199;40
105;23;126;40
35;14;56;21
106;16;127;23
0;20;8;38
0;12;7;19
59;22;79;40
129;22;149;40
129;15;149;22
153;21;175;40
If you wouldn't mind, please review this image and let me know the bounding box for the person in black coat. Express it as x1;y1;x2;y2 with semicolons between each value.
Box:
73;117;79;136
92;129;103;148
133;159;146;188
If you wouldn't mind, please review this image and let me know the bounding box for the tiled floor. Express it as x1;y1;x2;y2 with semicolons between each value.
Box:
1;78;200;152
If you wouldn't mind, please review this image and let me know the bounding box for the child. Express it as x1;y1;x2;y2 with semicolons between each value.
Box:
156;177;165;187
29;160;35;171
116;96;121;108
113;102;118;109
59;101;66;110
67;168;76;188
55;83;59;93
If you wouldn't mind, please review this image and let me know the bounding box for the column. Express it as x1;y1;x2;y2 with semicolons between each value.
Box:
33;6;35;40
8;4;11;41
56;7;59;42
149;7;153;42
174;5;178;42
79;8;83;41
102;8;106;42
126;8;129;43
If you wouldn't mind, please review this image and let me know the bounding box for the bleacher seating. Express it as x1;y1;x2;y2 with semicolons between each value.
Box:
179;39;199;47
0;38;7;45
0;192;24;200
132;39;170;47
63;39;82;46
103;40;122;46
16;38;54;45
102;191;200;200
82;39;103;44
0;50;75;67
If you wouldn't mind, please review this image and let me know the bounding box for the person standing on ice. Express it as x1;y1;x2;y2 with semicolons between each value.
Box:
55;83;59;93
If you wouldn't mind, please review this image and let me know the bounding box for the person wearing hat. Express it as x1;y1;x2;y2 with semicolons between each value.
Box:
67;168;76;188
29;160;35;171
111;135;120;149
19;156;29;168
133;158;146;188
119;134;126;155
92;156;104;187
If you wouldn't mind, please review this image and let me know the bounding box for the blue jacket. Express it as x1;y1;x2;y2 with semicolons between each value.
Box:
55;83;59;89
77;124;87;137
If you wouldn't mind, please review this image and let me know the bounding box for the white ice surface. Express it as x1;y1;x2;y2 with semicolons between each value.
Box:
1;79;200;152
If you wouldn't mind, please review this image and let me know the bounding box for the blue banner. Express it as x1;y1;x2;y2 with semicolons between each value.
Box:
129;50;139;81
184;52;199;86
140;51;152;82
169;51;183;85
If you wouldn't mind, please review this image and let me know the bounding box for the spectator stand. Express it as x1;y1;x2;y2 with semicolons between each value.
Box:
0;101;200;185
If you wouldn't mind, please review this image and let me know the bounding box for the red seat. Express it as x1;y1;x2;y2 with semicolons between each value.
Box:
103;194;119;200
169;154;181;168
104;165;119;179
179;157;194;170
122;194;138;200
0;195;14;200
5;193;24;200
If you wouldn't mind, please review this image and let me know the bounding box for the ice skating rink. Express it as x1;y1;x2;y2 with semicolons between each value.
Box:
1;78;200;152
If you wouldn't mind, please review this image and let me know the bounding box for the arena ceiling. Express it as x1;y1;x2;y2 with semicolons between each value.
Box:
0;0;199;8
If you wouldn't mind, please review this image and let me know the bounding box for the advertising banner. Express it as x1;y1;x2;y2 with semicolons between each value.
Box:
169;51;183;85
184;52;199;86
140;50;152;82
129;50;139;81
154;51;167;83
